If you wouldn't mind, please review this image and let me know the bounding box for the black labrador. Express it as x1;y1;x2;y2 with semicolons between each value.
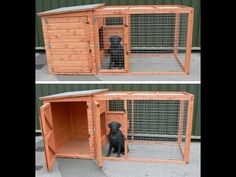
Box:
106;121;125;157
108;35;124;69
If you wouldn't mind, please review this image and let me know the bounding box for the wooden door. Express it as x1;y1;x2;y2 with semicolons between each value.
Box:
43;16;92;73
94;101;103;168
40;103;56;171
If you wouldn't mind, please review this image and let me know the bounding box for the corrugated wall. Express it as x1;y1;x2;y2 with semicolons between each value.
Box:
35;0;200;48
35;84;200;136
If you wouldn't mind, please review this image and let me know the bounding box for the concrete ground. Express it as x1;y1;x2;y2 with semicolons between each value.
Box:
35;52;200;82
36;136;200;177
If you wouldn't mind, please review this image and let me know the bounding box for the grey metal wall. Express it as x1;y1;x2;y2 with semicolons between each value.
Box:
35;84;200;136
36;0;200;48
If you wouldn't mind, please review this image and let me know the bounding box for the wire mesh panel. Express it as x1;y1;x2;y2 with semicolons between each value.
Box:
98;17;126;70
127;100;188;161
130;13;188;72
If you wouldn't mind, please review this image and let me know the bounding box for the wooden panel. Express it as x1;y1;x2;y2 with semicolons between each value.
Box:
50;55;90;61
51;61;90;67
70;102;89;140
48;37;89;43
98;100;107;114
50;49;90;54
51;66;91;73
47;23;88;30
47;29;87;36
51;102;71;149
106;112;126;135
40;103;56;171
46;16;87;23
49;42;89;49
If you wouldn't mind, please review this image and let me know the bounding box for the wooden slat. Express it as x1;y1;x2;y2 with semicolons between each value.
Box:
184;96;194;163
47;23;88;30
47;29;87;36
50;55;90;61
184;10;194;74
50;49;90;55
52;66;91;73
49;42;89;49
48;37;89;43
46;17;87;23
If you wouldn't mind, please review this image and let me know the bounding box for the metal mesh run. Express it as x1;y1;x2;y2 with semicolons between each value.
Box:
99;17;125;70
103;99;189;161
127;100;188;161
130;13;188;72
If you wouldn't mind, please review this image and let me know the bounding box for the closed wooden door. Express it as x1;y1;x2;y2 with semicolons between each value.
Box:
43;16;92;73
39;103;56;171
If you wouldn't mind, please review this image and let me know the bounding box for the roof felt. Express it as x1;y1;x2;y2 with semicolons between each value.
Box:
37;3;105;16
40;89;109;100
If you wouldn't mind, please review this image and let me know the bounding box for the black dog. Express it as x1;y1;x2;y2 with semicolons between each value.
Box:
106;122;125;157
108;35;124;69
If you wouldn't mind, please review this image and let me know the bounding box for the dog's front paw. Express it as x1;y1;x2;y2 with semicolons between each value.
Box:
116;154;121;158
106;154;111;157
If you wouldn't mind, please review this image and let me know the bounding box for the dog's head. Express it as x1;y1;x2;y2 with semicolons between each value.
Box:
110;35;122;44
108;121;121;134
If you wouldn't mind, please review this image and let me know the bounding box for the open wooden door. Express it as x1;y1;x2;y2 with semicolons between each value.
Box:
40;103;56;171
94;101;103;168
123;100;128;158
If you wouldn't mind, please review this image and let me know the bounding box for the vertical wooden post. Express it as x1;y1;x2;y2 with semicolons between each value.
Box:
184;96;194;163
174;13;180;57
93;16;101;73
131;100;134;141
124;100;128;159
184;9;194;74
124;13;130;72
177;100;184;144
94;101;103;168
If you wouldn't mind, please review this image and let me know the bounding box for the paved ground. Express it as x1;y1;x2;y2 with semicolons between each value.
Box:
36;136;200;177
35;52;200;82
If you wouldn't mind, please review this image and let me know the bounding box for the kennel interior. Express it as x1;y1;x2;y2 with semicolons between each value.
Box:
93;91;194;164
38;4;194;74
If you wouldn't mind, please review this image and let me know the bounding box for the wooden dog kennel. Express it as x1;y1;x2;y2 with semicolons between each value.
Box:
39;89;194;171
37;3;194;75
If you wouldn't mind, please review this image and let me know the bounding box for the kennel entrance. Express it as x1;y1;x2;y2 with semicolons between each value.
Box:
96;15;129;72
93;91;194;165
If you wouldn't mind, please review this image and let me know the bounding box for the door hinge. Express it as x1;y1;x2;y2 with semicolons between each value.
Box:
89;49;92;53
86;21;89;24
124;24;128;27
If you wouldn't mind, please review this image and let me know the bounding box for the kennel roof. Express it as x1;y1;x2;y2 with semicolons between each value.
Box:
37;3;105;16
37;4;193;16
93;91;194;100
39;89;109;100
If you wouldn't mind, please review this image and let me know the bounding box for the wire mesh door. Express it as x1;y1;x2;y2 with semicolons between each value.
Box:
129;13;189;73
97;15;129;72
127;100;189;163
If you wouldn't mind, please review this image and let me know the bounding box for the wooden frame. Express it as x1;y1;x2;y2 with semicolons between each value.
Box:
39;90;194;170
38;4;194;75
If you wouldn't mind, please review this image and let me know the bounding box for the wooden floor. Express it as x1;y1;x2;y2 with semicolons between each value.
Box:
56;139;91;159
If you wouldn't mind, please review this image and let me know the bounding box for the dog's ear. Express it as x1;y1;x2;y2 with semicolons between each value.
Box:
117;122;121;128
118;36;122;42
108;122;112;128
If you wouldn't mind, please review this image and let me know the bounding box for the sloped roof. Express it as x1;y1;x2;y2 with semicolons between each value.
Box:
39;89;109;100
37;3;105;16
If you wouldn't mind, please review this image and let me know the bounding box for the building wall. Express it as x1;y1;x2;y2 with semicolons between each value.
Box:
36;84;200;137
36;0;200;48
